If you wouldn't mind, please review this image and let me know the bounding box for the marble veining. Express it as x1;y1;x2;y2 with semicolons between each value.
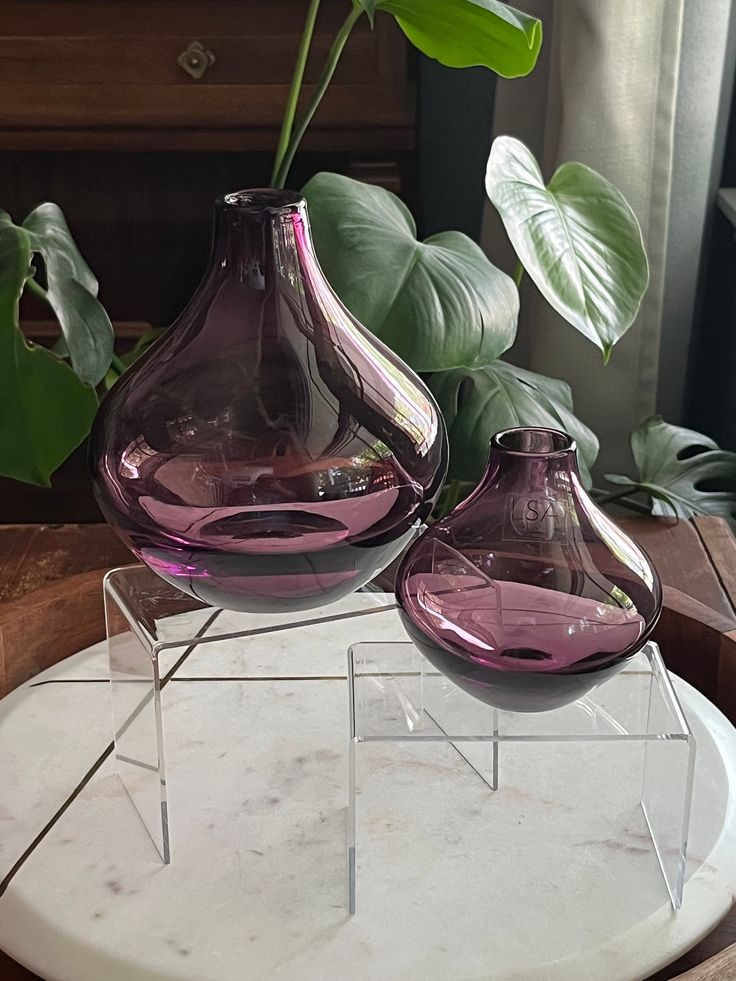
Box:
0;594;735;981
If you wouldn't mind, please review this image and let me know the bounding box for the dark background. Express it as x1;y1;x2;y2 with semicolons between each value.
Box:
687;70;736;449
3;0;735;520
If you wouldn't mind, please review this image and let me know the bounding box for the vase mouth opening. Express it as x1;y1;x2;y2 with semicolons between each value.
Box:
493;427;576;458
219;188;304;213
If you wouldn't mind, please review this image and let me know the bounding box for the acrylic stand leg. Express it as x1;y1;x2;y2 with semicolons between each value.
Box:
104;565;694;916
104;562;401;890
105;572;171;862
104;566;224;862
347;640;695;914
641;651;696;906
346;653;499;913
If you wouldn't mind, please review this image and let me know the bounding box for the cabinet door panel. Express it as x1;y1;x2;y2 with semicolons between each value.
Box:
0;0;414;148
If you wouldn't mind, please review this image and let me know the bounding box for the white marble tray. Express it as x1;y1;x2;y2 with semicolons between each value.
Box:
1;595;735;981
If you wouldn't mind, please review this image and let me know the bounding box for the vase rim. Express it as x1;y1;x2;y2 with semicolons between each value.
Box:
492;427;576;458
219;188;304;212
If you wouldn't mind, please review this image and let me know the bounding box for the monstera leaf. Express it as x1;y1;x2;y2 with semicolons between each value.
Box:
303;172;519;372
605;416;736;525
0;214;98;486
429;360;598;484
485;136;648;361
365;0;542;78
23;203;114;386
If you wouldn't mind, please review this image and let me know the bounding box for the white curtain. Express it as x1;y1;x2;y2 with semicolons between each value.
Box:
481;0;735;475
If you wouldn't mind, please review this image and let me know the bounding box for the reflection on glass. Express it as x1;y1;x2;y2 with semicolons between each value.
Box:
397;428;661;712
90;190;447;612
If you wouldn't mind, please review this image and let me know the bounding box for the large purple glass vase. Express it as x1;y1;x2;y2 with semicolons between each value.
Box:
396;428;661;712
90;189;447;613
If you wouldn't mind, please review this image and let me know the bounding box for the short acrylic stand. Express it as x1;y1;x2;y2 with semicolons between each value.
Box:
104;565;695;914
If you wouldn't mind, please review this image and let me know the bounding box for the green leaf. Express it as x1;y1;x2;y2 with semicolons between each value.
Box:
605;416;736;526
23;203;114;386
376;0;542;78
51;334;70;358
303;172;518;372
485;136;649;360
430;360;598;485
355;0;376;25
0;213;98;486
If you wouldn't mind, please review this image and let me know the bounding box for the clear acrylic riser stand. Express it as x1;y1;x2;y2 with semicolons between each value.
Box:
104;564;695;914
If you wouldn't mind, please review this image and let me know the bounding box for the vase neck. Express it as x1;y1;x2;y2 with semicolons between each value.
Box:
482;428;581;493
208;188;315;288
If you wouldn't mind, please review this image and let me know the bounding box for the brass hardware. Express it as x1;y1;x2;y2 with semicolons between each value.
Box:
177;41;215;80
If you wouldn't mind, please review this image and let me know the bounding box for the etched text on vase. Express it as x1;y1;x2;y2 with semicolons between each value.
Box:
397;428;661;711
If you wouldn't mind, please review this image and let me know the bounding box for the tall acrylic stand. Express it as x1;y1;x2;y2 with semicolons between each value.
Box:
104;565;694;914
348;641;695;913
103;563;397;865
104;565;225;864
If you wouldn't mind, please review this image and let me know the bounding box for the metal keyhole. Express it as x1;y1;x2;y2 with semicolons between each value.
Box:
177;40;215;80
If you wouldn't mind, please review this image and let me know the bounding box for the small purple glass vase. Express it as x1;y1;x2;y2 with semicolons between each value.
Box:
396;427;662;712
89;189;447;612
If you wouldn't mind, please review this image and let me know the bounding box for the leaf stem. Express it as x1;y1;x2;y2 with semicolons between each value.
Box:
592;485;650;513
273;4;362;188
437;478;467;518
271;0;322;187
592;486;633;506
25;276;51;304
110;354;126;375
613;496;651;514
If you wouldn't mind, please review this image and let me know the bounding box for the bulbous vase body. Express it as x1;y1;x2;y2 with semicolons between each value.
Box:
90;190;447;612
396;428;661;712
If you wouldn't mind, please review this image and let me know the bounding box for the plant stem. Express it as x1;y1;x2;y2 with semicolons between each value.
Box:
592;486;634;506
513;261;524;287
25;277;51;304
592;486;650;513
611;496;651;514
273;4;362;188
271;0;322;186
110;354;126;375
442;478;464;515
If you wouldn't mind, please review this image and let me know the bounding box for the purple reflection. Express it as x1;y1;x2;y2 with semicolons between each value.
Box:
90;190;447;612
397;428;661;712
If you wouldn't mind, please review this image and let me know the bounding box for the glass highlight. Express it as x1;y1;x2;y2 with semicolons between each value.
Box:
396;428;662;712
90;190;447;612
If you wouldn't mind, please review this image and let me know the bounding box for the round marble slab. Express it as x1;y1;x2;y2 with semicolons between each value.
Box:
1;597;735;981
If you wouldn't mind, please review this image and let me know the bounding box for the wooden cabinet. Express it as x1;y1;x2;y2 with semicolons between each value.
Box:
0;1;414;151
0;1;417;521
4;0;417;328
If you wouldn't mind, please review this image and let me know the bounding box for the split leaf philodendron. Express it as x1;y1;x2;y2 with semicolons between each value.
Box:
428;360;599;486
605;417;736;524
23;204;114;386
0;214;98;486
485;136;649;362
303;172;519;372
1;0;733;529
3;0;544;488
303;136;736;525
358;0;542;76
270;0;543;186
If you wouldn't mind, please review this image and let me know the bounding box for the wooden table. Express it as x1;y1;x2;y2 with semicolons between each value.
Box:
1;517;735;981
